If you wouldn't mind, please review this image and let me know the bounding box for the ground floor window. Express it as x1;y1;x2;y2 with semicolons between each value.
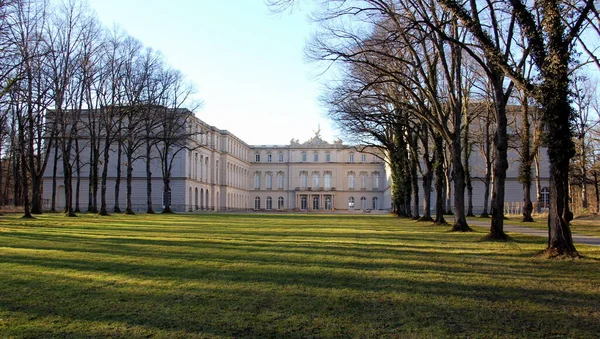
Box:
254;196;261;210
348;197;355;210
266;197;273;210
540;187;550;209
313;196;320;210
278;197;284;210
372;197;379;210
325;196;332;210
301;196;308;210
361;197;367;210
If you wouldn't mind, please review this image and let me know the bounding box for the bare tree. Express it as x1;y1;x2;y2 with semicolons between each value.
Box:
571;74;599;211
154;69;202;213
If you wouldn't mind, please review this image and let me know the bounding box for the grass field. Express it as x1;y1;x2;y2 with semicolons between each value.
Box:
0;213;599;338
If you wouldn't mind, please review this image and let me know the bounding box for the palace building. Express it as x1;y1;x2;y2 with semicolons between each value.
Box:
42;114;389;213
42;112;550;214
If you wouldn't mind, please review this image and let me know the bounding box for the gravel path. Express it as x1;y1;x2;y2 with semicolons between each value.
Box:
468;220;600;246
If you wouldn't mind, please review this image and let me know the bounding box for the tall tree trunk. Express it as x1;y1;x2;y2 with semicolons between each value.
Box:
451;133;471;232
541;12;578;256
444;157;452;215
87;139;98;213
419;125;434;222
113;141;122;213
410;150;420;220
433;134;446;225
593;171;599;214
162;150;173;214
13;146;22;207
480;111;493;218
488;74;509;239
520;103;534;222
99;137;110;216
535;152;542;213
20;129;32;218
50;141;59;212
61;141;76;217
124;148;134;215
146;141;154;214
74;139;81;213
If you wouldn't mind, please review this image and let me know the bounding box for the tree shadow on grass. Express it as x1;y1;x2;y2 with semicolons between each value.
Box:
1;252;599;338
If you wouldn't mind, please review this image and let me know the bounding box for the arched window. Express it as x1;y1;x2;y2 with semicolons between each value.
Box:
301;196;308;210
348;174;355;190
277;173;284;189
313;173;320;188
324;172;332;189
361;197;367;210
360;172;368;190
372;197;379;210
348;197;355;210
254;173;260;189
278;197;284;210
540;187;550;209
266;173;273;189
301;172;308;188
266;197;273;210
254;196;261;210
373;173;380;189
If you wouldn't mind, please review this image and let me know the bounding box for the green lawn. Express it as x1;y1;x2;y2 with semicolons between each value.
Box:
0;213;599;338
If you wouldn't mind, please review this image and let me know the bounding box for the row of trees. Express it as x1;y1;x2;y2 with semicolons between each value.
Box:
268;0;600;257
0;0;201;217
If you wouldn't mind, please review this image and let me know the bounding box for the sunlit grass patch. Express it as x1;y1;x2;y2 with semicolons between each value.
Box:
0;213;599;338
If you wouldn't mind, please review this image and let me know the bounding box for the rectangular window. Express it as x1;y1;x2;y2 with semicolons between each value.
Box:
349;153;354;162
267;154;272;162
302;153;307;162
361;154;366;162
278;153;284;162
313;153;318;161
255;154;260;162
325;153;331;162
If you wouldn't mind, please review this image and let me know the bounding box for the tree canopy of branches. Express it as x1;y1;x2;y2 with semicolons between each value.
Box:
0;0;202;218
269;0;600;257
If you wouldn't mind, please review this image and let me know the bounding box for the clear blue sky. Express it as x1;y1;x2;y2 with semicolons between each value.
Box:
87;0;335;145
